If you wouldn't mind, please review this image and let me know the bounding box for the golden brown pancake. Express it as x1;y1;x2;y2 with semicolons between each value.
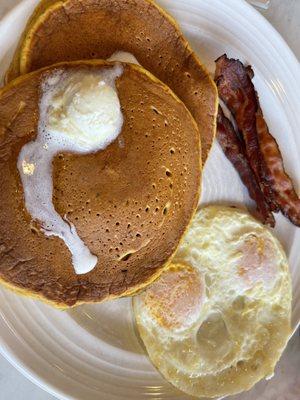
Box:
6;0;218;163
0;60;201;308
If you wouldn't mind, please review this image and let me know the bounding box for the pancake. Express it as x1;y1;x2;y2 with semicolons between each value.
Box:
0;60;201;308
6;0;218;163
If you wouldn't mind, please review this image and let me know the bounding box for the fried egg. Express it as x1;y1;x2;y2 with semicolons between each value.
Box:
133;205;292;398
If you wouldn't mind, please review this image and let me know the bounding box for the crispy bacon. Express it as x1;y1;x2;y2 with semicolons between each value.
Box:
255;105;300;226
215;54;300;226
215;55;278;212
217;106;275;226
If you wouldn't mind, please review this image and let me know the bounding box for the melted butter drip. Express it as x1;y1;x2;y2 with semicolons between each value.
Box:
18;65;123;274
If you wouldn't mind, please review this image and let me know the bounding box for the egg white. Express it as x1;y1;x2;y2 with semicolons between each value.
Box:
133;205;292;398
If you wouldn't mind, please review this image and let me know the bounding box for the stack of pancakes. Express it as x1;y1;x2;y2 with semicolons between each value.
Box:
0;0;217;308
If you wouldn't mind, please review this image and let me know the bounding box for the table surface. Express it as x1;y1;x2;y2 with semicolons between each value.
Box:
0;0;299;399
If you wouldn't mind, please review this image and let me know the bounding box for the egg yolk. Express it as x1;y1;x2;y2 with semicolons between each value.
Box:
143;263;204;330
238;234;279;288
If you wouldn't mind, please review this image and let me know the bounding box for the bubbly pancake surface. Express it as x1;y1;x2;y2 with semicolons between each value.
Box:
6;0;218;163
0;61;201;307
134;206;292;398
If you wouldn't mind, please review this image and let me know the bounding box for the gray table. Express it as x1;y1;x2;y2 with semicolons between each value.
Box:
0;1;299;399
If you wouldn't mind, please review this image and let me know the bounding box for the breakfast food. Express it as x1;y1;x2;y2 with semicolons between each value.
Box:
217;107;275;226
6;0;218;163
0;60;201;307
215;55;300;226
134;206;292;398
19;64;124;275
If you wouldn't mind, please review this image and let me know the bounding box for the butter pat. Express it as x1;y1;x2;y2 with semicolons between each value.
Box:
48;72;123;151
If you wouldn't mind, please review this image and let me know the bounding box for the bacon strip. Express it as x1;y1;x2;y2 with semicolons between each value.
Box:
217;106;275;226
255;105;300;226
215;55;278;212
215;54;300;226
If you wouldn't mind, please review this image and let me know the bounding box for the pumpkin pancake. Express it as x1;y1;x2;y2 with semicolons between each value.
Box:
0;61;201;308
6;0;217;163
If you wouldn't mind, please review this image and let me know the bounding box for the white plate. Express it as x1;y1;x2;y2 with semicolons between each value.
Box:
0;0;299;399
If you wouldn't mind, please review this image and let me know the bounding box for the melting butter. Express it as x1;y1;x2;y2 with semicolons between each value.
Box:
108;51;140;65
22;160;35;175
18;65;123;275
